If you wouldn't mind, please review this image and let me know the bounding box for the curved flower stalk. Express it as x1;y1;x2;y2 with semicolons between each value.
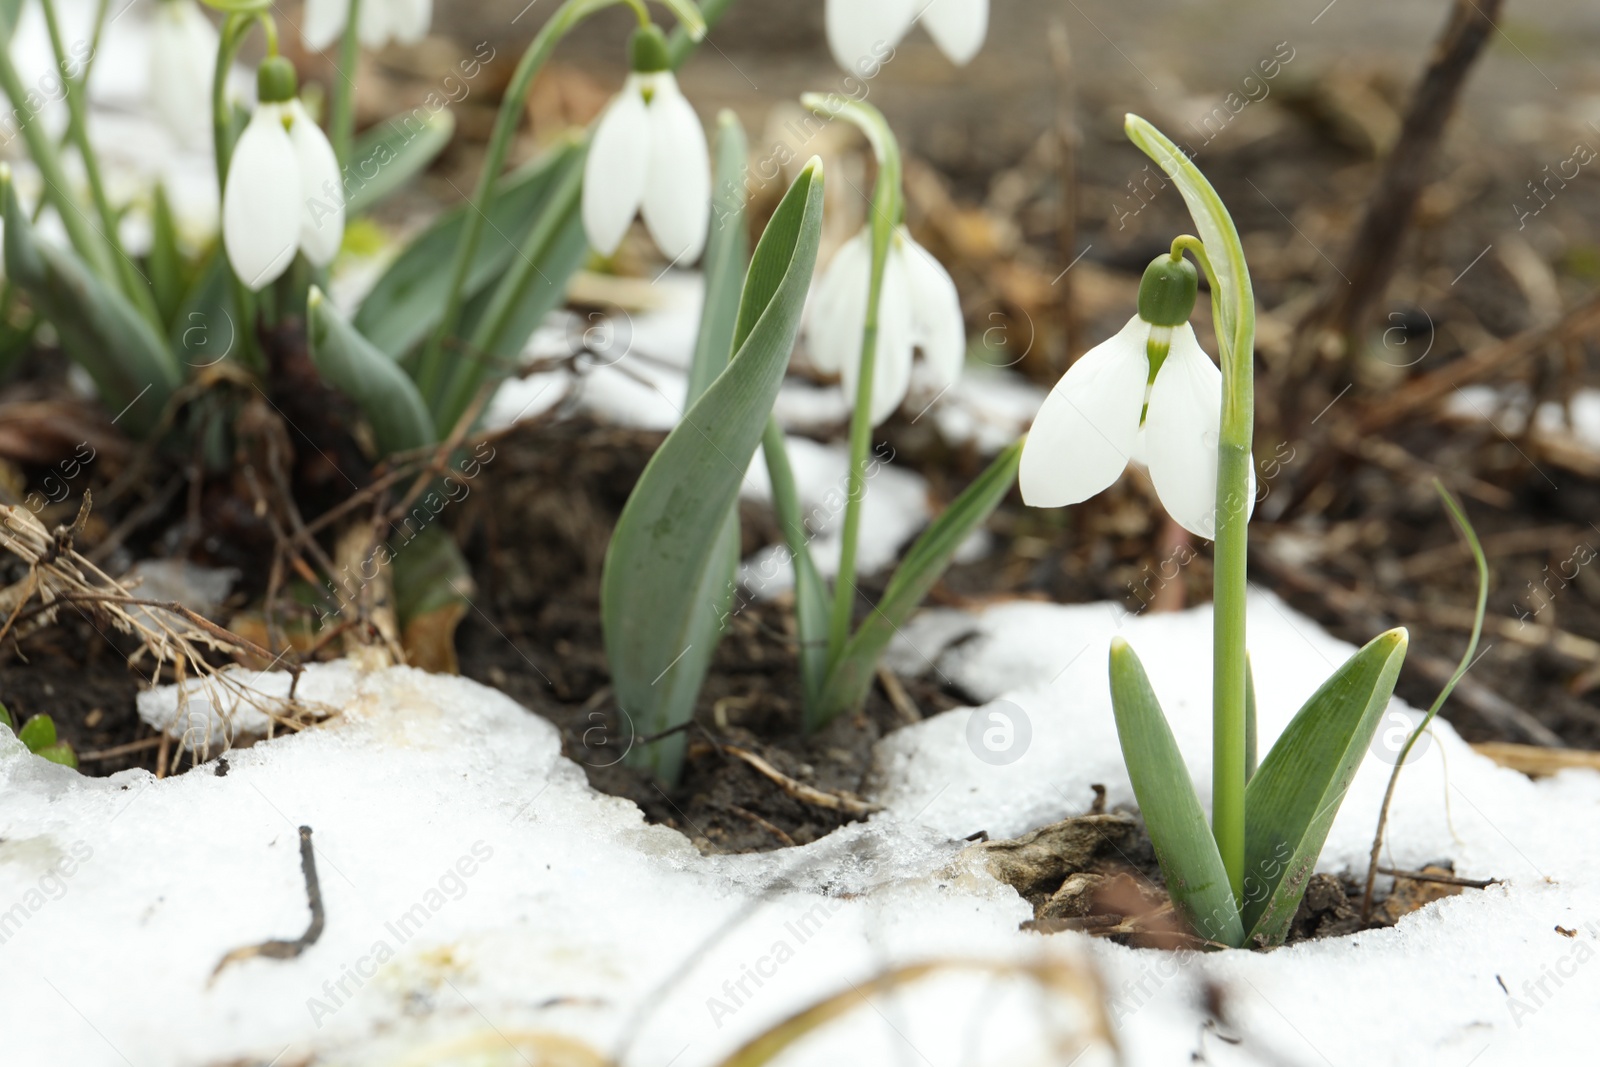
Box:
806;225;964;427
582;24;711;265
222;57;344;290
150;0;221;148
825;0;988;73
1020;253;1250;540
302;0;430;51
1020;116;1410;948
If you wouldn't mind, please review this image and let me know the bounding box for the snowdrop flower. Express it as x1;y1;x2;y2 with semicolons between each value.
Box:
302;0;431;51
222;58;344;290
807;226;964;426
1020;254;1252;539
826;0;988;73
582;25;710;265
148;0;219;148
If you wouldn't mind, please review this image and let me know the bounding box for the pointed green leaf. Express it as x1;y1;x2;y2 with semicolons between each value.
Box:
169;248;232;367
814;441;1021;729
686;112;750;405
0;700;12;731
149;182;186;329
760;419;830;711
1109;638;1244;946
307;287;436;457
602;160;825;782
1242;628;1409;946
2;170;179;437
1245;652;1258;783
17;714;56;752
344;108;456;217
352;140;582;358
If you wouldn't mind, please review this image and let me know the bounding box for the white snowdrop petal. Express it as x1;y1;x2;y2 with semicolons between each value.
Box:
899;234;965;388
223;106;302;290
805;231;872;375
919;0;988;66
288;101;345;267
393;0;432;43
582;80;651;257
838;254;914;427
1019;315;1149;507
357;0;390;47
149;1;217;147
640;75;710;264
826;0;915;73
301;0;347;51
1144;324;1230;539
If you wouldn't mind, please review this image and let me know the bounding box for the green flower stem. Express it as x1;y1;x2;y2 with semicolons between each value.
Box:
801;95;902;665
413;0;699;400
330;0;363;167
1127;115;1256;907
0;43;115;283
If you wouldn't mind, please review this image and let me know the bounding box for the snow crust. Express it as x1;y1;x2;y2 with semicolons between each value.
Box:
4;593;1596;1065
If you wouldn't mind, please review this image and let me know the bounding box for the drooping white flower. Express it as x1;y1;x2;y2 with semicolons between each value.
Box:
148;0;219;148
582;28;710;265
302;0;432;51
222;60;344;290
806;226;965;426
1019;309;1252;540
825;0;989;73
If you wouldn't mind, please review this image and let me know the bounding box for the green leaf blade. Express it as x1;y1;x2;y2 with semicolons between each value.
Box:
351;141;581;358
1109;638;1244;946
686;112;750;406
2;170;179;436
601;161;825;782
1242;628;1409;945
344;108;456;217
815;440;1021;728
307;287;436;456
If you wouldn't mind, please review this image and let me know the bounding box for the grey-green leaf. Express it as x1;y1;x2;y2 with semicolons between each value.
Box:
307;287;436;456
2;170;179;437
1109;638;1244;946
686;111;750;406
814;441;1021;729
352;140;583;358
760;419;830;712
1242;628;1409;946
343;108;456;217
601;160;825;782
149;181;185;329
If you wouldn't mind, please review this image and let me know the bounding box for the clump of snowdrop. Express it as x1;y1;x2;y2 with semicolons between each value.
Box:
148;0;219;148
825;0;989;73
302;0;431;51
1020;252;1249;539
221;57;344;290
807;225;965;426
581;24;711;265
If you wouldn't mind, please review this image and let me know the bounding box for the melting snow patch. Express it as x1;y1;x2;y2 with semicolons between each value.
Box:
2;596;1595;1065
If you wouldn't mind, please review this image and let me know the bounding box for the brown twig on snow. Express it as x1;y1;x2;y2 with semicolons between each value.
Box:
211;826;325;985
1376;866;1499;890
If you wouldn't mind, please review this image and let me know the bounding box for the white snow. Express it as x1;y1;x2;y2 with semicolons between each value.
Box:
3;592;1596;1065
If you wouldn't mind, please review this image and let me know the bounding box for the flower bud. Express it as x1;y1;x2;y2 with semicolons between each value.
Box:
629;24;671;74
1137;253;1199;327
256;56;299;105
